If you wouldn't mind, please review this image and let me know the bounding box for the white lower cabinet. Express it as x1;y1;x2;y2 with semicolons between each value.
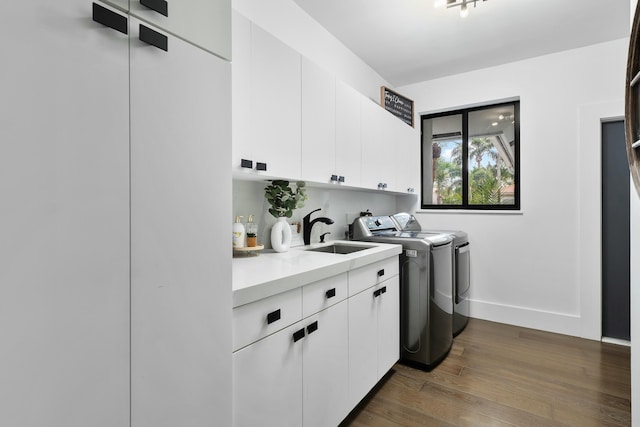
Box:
302;302;349;427
233;322;304;427
348;276;400;409
233;260;399;426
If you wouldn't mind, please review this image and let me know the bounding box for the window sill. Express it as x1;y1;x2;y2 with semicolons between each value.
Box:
417;209;524;215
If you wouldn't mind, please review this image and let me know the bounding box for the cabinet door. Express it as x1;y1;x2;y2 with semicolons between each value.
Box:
130;19;232;427
301;57;336;183
0;2;129;425
129;0;230;59
361;98;395;191
250;24;301;179
231;10;254;174
303;302;349;427
394;119;420;194
377;277;400;377
233;323;304;427
335;80;362;187
348;287;379;409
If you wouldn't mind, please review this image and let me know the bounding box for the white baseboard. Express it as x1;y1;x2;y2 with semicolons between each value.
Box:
601;337;631;347
469;299;583;338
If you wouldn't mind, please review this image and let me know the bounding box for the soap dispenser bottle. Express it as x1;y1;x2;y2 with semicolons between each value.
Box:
245;214;258;247
232;216;245;248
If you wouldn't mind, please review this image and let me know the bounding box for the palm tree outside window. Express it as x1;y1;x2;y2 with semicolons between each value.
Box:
421;100;520;210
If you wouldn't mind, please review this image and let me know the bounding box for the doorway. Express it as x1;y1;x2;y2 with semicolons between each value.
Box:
601;120;630;341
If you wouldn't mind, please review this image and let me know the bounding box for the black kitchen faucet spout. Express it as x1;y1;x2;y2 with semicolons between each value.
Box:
303;208;334;245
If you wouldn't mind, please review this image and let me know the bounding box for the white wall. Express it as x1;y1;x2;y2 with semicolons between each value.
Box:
399;39;628;338
232;0;390;101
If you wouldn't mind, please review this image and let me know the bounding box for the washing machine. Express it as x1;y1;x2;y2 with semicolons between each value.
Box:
351;215;454;370
391;213;470;336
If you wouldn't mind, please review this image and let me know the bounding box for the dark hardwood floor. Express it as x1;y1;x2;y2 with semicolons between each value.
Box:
341;318;631;426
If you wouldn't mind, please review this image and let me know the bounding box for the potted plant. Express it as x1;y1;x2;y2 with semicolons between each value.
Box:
264;180;307;252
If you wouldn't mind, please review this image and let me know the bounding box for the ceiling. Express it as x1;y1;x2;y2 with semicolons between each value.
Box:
292;0;631;87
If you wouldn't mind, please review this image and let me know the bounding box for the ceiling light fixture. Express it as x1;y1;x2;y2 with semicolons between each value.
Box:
435;0;487;18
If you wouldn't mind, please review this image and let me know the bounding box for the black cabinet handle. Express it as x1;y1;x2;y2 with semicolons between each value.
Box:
373;289;381;298
93;3;128;35
330;175;338;182
377;269;385;277
325;288;336;299
338;176;345;183
141;0;168;17
293;328;306;342
266;309;281;324
256;162;267;171
306;321;318;335
380;286;387;295
139;24;168;51
241;159;253;169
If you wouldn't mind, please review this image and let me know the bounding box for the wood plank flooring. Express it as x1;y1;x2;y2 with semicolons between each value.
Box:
341;319;630;426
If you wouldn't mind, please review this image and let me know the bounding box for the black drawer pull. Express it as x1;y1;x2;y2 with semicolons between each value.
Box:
338;176;345;183
266;309;281;324
306;321;318;335
373;289;381;298
377;269;385;277
93;3;128;35
139;24;168;51
380;286;387;295
241;159;253;169
330;174;338;182
141;0;168;17
256;162;267;171
325;288;336;299
293;328;306;342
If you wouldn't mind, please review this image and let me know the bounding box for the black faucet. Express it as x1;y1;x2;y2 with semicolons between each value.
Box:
303;208;334;245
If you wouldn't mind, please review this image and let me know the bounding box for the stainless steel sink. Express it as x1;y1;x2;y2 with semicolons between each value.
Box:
305;243;374;254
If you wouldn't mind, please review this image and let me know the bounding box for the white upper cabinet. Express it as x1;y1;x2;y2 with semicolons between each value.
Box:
394;118;420;194
126;0;230;59
301;57;336;184
361;98;396;191
232;15;301;179
335;80;362;187
1;1;130;425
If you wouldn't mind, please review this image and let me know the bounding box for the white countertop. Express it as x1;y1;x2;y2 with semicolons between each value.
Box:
232;240;402;307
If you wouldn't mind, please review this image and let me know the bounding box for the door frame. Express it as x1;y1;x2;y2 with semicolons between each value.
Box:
578;101;624;340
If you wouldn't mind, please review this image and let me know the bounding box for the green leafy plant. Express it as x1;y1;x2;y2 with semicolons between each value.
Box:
264;180;308;218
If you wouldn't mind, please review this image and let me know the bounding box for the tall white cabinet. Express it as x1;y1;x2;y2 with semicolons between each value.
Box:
0;2;130;425
0;2;231;426
129;18;232;427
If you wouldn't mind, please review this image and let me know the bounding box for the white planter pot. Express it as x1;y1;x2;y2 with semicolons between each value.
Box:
271;217;292;253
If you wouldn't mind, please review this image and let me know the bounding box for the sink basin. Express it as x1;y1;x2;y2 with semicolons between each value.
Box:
305;243;374;254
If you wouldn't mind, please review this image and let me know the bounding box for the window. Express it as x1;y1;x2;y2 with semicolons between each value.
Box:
421;100;520;210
